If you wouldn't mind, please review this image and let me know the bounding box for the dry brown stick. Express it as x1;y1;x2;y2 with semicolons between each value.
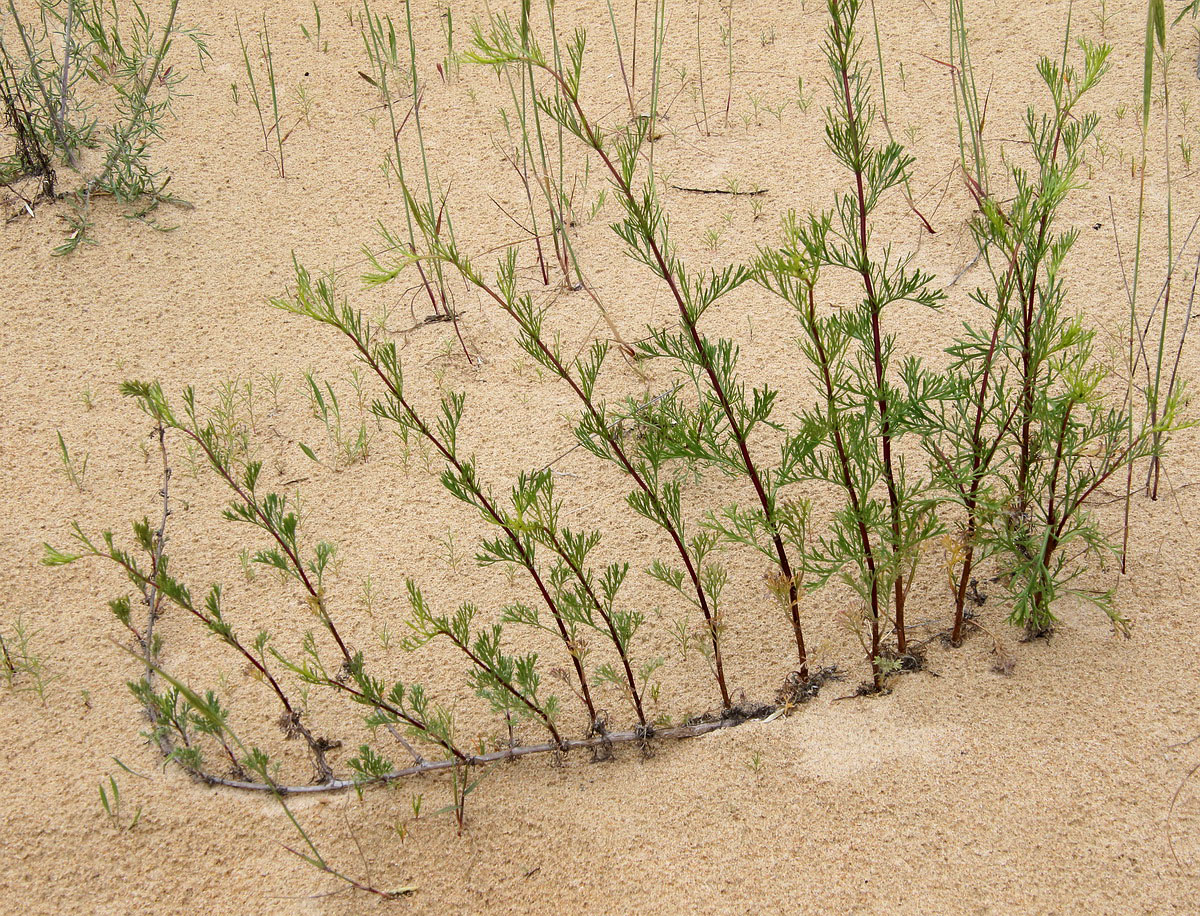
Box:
1167;754;1200;866
0;632;15;676
947;249;983;288
669;184;768;196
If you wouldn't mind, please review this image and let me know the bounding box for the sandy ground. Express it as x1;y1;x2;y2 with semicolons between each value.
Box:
2;0;1200;912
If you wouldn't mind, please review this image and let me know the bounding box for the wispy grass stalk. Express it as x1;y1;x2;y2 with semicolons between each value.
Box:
866;0;933;232
948;0;988;197
361;0;471;361
695;0;709;135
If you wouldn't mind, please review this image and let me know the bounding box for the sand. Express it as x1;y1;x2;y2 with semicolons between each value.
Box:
2;0;1200;912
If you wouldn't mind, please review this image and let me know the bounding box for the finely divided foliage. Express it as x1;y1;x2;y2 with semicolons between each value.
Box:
35;0;1185;899
757;0;944;690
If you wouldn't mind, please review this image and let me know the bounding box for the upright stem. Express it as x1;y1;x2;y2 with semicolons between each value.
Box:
802;284;884;690
606;0;637;119
151;397;457;765
449;261;733;708
402;1;473;364
187;431;354;663
442;625;563;746
532;58;809;678
0;40;56;196
138;423;175;758
1026;401;1074;627
7;0;77;166
363;1;432;314
1014;194;1057;517
631;0;640;93
57;0;75;142
543;526;646;726
831;3;907;653
1146;45;1174;500
511;5;556;284
724;0;733;125
1010;99;1068;518
695;0;709;135
950;247;1021;644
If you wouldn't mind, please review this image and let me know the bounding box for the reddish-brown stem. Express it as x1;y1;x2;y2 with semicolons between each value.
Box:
531;60;809;679
102;546;341;777
343;329;599;724
538;173;573;284
316;674;469;762
114;412;452;780
950;245;1022;644
440;624;563;746
278;847;408;902
500;147;551;285
457;265;733;709
411;250;443;317
541;525;647;726
1026;401;1074;624
115;421;182;764
803;284;884;690
1012;108;1071;517
832;11;907;656
950;531;976;647
186;429;356;667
